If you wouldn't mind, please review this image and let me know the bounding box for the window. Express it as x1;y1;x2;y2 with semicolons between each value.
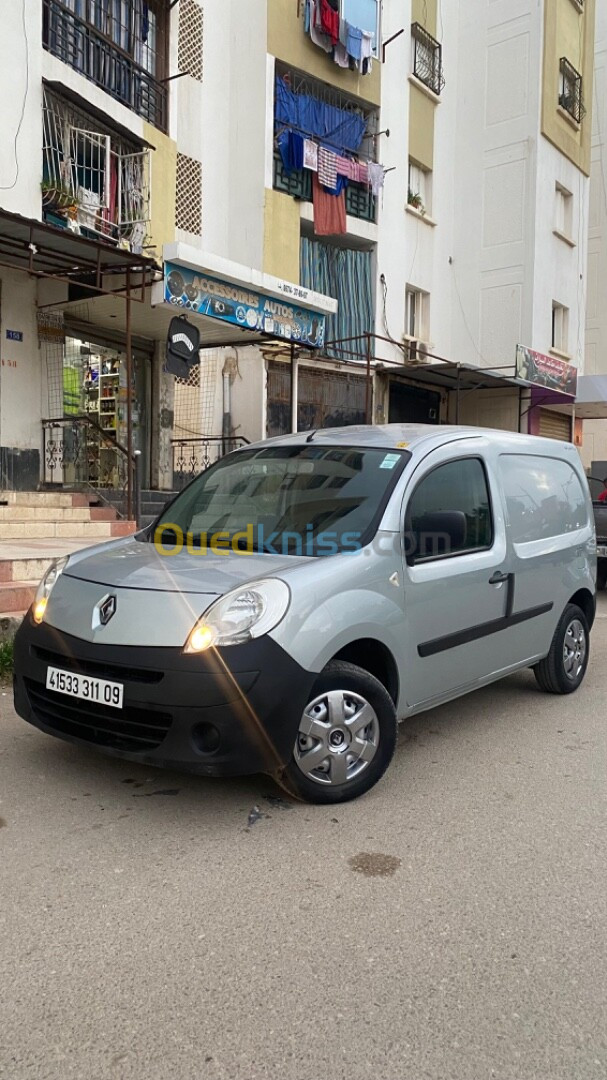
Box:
340;0;381;58
551;302;569;354
405;287;429;342
411;23;444;96
559;58;585;124
554;182;573;240
408;161;431;216
499;455;587;544
405;458;493;562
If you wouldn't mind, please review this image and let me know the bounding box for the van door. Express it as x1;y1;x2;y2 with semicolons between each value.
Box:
401;443;521;707
496;451;591;661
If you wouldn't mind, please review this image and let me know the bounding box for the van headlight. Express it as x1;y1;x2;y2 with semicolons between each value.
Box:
184;579;290;652
32;556;69;624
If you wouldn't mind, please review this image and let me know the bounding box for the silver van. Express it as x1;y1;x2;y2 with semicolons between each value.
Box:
14;425;596;803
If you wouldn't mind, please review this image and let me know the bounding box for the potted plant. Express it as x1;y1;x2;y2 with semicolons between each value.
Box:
407;188;426;215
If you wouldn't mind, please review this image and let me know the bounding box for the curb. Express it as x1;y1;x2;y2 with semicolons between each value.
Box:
0;614;22;643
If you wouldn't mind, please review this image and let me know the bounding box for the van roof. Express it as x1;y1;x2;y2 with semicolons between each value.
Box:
250;424;576;454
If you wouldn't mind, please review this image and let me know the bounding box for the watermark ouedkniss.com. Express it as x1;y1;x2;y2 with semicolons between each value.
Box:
153;524;453;560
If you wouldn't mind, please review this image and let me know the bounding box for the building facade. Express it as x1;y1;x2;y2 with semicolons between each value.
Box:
0;0;598;498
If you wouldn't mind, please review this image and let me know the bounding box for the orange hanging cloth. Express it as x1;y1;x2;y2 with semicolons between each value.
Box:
312;173;347;236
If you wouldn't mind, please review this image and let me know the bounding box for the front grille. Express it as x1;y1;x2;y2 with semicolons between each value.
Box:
31;646;164;685
24;679;172;752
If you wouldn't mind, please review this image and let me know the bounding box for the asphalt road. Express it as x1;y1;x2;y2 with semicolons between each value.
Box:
1;601;607;1080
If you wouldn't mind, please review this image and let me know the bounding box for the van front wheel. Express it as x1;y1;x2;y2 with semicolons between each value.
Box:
534;603;589;695
277;661;397;804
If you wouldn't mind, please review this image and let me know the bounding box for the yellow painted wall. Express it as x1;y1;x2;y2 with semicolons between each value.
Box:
143;121;177;256
268;0;380;105
541;0;595;175
263;188;301;282
411;0;437;38
409;84;435;170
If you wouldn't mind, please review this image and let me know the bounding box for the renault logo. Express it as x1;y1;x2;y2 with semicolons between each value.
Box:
93;594;117;629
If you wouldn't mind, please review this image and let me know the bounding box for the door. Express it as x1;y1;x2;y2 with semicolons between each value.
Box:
389;381;440;424
401;445;518;707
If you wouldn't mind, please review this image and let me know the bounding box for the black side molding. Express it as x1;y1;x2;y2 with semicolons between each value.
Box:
418;603;554;658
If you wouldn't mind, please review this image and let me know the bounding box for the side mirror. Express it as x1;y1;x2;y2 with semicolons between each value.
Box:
405;510;467;564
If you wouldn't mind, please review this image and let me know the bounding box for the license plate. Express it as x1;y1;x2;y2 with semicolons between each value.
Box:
46;666;123;709
598;546;607;558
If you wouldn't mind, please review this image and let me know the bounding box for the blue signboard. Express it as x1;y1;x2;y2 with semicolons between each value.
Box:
6;330;23;342
164;263;326;350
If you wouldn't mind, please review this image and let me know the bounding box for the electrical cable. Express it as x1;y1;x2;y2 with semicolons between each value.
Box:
0;0;29;192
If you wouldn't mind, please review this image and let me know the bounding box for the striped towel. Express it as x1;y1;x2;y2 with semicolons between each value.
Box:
318;147;338;189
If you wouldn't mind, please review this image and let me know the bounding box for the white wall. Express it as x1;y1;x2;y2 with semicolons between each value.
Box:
0;270;41;451
0;0;44;219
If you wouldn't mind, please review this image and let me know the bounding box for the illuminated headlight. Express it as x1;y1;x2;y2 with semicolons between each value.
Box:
184;579;290;652
32;557;69;624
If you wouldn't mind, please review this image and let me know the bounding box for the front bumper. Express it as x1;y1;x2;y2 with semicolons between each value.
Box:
13;615;317;777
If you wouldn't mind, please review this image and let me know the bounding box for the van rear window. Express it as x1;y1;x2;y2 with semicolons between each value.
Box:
499;455;588;543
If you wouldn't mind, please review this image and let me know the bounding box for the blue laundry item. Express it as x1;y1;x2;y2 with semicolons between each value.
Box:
346;23;363;61
304;0;311;33
277;131;305;174
275;76;366;155
321;171;348;196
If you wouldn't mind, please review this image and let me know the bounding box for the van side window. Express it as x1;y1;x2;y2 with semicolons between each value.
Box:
406;458;493;562
499;454;588;543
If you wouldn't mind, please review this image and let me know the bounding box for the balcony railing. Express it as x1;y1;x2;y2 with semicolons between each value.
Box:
412;23;445;96
42;0;167;132
559;57;586;124
273;154;376;224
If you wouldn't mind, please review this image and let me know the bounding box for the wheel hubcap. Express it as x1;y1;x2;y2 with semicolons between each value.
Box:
294;689;380;787
563;618;586;681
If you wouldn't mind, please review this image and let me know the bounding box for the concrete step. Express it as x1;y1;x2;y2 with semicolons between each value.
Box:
0;520;136;541
0;505;118;523
0;581;36;613
0;491;91;508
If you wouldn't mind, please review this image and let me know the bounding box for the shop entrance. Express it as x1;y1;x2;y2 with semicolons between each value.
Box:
388;381;441;425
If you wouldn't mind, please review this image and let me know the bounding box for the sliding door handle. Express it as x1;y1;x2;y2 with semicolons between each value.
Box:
489;571;509;585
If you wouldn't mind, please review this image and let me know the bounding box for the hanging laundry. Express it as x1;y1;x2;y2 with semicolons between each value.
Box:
345;23;363;63
304;0;311;33
309;0;332;52
367;162;385;197
318;146;338;190
333;41;350;68
336;156;354;180
319;0;339;45
359;30;374;73
277;130;305;174
313;173;346;236
303;139;318;171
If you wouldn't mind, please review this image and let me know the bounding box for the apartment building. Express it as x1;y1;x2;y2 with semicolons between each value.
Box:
0;0;598;501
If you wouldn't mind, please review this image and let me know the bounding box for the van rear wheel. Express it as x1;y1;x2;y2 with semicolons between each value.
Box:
277;660;397;804
534;603;589;695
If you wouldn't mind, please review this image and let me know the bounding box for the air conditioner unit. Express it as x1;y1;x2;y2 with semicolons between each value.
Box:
402;336;420;362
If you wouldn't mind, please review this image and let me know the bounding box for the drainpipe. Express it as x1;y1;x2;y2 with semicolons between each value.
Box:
222;352;238;452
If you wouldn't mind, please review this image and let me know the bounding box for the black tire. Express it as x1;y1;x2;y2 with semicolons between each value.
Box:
276;660;397;804
534;603;589;695
597;562;607;591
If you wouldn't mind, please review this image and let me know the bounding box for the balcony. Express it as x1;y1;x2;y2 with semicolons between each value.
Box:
273;153;376;224
42;88;151;251
411;23;445;96
42;0;167;132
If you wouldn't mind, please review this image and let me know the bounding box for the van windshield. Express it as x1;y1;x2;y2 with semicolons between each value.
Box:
152;444;410;556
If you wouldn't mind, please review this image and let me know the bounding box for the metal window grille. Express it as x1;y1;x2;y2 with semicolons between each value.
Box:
176;153;203;234
559;58;586;124
273;153;376;222
178;0;204;82
42;88;151;247
42;0;168;131
411;23;444;96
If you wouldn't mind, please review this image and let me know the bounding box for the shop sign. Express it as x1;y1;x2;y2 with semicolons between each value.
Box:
516;344;577;396
165;316;201;379
164;263;326;349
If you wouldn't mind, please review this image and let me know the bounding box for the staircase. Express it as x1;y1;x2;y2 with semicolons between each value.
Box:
0;491;137;636
97;488;177;529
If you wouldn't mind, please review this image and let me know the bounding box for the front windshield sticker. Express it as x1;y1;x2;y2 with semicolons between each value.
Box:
380;454;401;469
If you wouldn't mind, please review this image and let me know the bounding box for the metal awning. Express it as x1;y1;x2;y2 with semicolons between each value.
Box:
382;358;527;393
0;207;157;294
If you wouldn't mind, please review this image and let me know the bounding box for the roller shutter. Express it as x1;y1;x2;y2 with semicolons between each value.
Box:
538;409;571;441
